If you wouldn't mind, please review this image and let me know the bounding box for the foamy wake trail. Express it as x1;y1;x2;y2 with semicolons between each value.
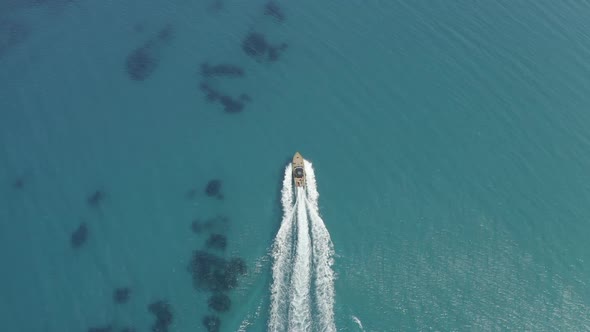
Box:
268;160;335;332
351;316;365;331
268;165;296;332
288;187;313;331
306;162;336;332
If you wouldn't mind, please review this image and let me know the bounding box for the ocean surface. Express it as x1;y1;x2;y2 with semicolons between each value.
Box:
1;0;590;331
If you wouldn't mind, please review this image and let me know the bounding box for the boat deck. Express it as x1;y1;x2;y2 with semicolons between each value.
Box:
292;152;305;187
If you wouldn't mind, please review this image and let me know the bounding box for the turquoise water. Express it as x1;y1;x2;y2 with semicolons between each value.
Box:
1;0;590;330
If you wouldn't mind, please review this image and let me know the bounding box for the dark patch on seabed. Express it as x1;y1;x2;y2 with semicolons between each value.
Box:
264;1;285;22
205;179;224;198
126;46;156;81
70;222;88;249
113;287;131;304
87;189;106;207
241;32;288;63
208;293;231;312
188;250;247;291
186;201;247;328
148;300;173;332
193;1;289;116
217;93;246;114
125;24;174;81
198;82;250;113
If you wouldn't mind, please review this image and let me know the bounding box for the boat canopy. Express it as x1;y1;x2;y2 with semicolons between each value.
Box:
294;167;304;178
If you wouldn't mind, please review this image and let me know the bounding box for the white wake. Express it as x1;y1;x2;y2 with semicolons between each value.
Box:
268;160;336;332
306;161;336;332
268;165;296;332
288;187;313;331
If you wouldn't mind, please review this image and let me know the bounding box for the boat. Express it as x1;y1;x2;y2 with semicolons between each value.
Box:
292;152;305;187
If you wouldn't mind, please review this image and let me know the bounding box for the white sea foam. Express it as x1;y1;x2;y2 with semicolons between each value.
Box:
268;159;336;332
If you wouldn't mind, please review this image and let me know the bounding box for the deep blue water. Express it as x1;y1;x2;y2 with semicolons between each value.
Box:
1;0;590;331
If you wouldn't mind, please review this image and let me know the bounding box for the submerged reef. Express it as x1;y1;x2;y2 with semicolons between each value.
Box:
242;32;268;59
264;1;285;22
71;222;88;248
125;24;174;81
189;250;227;291
148;300;173;332
198;82;250;113
113;287;131;304
188;250;247;291
242;32;287;63
207;293;231;312
200;63;245;78
198;82;248;113
218;94;245;113
205;179;222;197
205;234;227;251
126;45;157;81
202;315;221;332
87;190;106;207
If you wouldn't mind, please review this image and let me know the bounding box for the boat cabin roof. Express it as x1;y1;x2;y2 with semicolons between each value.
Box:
294;167;304;178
